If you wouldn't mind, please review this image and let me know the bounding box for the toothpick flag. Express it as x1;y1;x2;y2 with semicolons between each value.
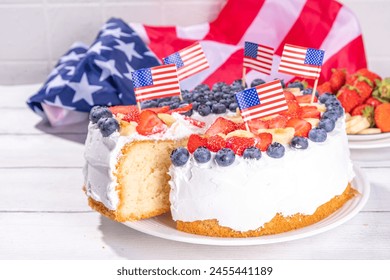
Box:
243;41;274;75
131;64;181;103
235;80;287;122
163;42;209;81
278;44;325;79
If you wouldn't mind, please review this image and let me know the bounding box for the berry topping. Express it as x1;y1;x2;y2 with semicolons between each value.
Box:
187;134;207;153
286;118;312;137
254;132;273;152
283;91;296;101
193;147;211;163
97;117;119;137
308;127;327;142
145;106;170;114
266;115;288;129
197;104;211;116
290;136;309;149
266;142;285;158
211;103;227;114
90;106;112;124
282;101;302;118
319;118;336;132
228;102;239;112
184;116;206;128
136;110;167;136
168;103;193;114
226;136;256;156
250;78;266;87
300;106;321;119
108;105;141;123
206;135;226;152
247;119;269;131
170;147;190;166
318;93;334;104
215;148;236;167
322;110;339;122
316;81;333;95
295;94;318;104
243;147;262;160
205;117;237;136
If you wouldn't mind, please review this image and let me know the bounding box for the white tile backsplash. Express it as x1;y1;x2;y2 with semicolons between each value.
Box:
0;0;388;85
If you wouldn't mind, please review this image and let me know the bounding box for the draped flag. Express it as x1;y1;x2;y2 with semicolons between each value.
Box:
235;80;287;121
278;44;325;79
131;0;367;89
243;41;274;75
131;64;181;102
163;42;209;81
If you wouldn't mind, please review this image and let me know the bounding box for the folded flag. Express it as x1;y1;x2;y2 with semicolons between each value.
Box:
131;64;181;102
243;41;274;75
163;42;209;81
278;44;325;79
235;80;287;121
26;18;160;125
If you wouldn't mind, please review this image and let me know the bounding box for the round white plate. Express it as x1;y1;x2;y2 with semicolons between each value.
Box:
123;166;370;246
348;136;390;149
348;132;390;142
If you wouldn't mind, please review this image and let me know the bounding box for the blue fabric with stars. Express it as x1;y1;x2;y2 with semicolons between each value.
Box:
244;42;258;58
163;52;184;69
27;17;161;114
235;87;261;110
304;48;325;66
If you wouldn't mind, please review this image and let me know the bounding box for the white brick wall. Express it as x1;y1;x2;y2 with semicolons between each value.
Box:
0;0;388;85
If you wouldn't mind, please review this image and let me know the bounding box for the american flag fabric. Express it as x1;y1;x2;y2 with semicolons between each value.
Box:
162;42;209;81
236;80;287;121
243;41;274;75
130;0;367;89
26;18;160;123
131;64;181;102
278;44;325;79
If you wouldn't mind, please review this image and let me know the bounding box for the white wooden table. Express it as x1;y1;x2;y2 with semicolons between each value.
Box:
1;84;389;260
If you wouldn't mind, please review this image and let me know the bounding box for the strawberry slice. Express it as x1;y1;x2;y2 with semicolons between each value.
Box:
266;115;288;129
286;118;312;137
184;116;206;128
144;106;171;114
168;104;193;114
254;132;272;152
187;134;207;153
296;95;318;104
136;110;167;136
300;106;321;119
247;119;269;132
226;136;255;156
283;91;296;101
205;117;237;136
280;100;302;118
206;135;226;152
109;105;140;123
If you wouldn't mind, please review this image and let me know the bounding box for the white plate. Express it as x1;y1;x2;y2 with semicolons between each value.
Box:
348;132;390;142
123;166;370;246
348;137;390;149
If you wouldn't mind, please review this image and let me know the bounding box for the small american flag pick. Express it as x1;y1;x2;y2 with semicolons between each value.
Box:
278;44;325;79
163;42;209;81
235;80;288;121
243;41;274;75
131;64;181;103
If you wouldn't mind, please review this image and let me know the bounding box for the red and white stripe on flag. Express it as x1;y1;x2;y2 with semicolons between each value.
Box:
255;80;288;119
278;44;322;79
133;64;181;103
243;43;274;75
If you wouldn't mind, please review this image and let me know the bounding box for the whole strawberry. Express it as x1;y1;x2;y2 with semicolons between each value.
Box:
329;68;346;93
374;103;390;132
365;97;382;108
351;104;375;127
317;81;333;95
352;75;374;102
355;68;382;87
337;86;362;113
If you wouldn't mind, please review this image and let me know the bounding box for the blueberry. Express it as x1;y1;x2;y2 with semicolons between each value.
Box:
170;147;190;166
193;147;211;163
322;110;339;122
327;105;344;118
194;84;210;93
231;79;246;90
218;99;229;107
250;78;266;88
324;97;340;107
266;142;285;158
229;102;238;112
141;99;158;109
243;147;262;160
308;127;327;142
290;136;309;150
192;101;200;111
89;106;112;124
213;92;223;100
221;85;232;94
318;93;334;104
274;78;285;88
319;118;336;132
215;148;236;167
97;117;119;137
195;94;208;104
302;88;319;97
197;104;211;116
287;81;304;91
212;82;228;92
169;102;180;109
158;101;173;107
212;103;227;114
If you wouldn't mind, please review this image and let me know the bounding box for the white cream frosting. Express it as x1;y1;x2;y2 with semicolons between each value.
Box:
83;113;205;210
168;117;355;232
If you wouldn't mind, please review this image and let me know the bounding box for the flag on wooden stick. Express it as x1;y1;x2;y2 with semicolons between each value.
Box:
243;41;274;75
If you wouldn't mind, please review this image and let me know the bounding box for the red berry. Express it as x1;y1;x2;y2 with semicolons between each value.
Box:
375;103;390;132
247;119;269;132
281;100;302;118
145;106;170;114
295;95;318;104
109;105;140;123
329;68;346;93
337;86;362;113
317;81;333;95
205;117;237;136
187;134;207;153
352;76;373;102
225;136;255;156
300;106;321;119
206;135;226;152
283;91;296;101
184;116;206;128
365;97;382;108
286;118;312;137
254;132;272;152
168;103;193;114
267;115;288;129
355;68;382;87
136;110;167;136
